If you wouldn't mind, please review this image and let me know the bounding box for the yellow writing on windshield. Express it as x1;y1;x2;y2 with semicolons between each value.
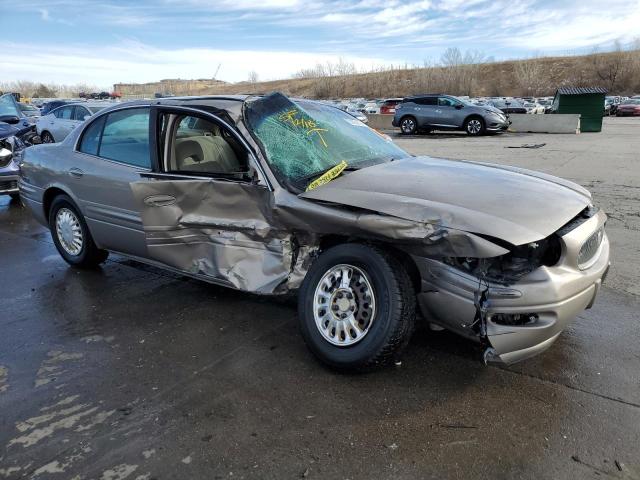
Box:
279;109;329;148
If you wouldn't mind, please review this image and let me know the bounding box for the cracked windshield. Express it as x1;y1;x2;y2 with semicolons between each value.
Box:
246;93;408;189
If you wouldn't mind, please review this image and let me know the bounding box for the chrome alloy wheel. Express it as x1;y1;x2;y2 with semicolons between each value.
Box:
312;264;376;346
467;119;482;134
401;118;416;134
55;208;83;256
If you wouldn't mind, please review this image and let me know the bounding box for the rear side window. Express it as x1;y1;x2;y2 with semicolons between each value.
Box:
415;97;437;106
99;108;151;168
79;116;106;156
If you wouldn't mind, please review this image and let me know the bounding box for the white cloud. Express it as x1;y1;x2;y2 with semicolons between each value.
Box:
0;40;389;87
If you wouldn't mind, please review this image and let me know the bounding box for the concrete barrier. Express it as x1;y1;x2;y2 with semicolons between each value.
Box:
508;114;581;134
366;114;395;131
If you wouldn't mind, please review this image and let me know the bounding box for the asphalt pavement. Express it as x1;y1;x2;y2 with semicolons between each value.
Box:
1;118;640;479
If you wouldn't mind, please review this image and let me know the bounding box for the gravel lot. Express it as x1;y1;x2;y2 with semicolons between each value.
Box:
0;117;638;479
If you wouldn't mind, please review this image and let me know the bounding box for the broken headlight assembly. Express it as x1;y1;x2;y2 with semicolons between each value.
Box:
443;234;562;285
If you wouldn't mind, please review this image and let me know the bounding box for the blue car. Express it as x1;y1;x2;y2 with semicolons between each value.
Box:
392;94;510;135
0;93;41;200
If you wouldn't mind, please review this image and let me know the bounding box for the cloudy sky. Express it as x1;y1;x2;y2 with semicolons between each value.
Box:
1;0;638;87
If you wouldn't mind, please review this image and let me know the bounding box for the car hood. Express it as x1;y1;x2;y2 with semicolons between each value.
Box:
300;156;592;246
480;105;504;115
0;122;20;140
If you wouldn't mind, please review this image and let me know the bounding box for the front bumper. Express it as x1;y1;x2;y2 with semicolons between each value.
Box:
413;210;610;364
0;172;20;195
486;117;510;132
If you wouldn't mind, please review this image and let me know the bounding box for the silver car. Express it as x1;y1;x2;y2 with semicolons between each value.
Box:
36;102;112;143
393;94;510;135
19;93;610;370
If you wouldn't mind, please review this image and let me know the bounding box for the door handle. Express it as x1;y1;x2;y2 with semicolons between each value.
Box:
143;194;176;207
69;168;84;178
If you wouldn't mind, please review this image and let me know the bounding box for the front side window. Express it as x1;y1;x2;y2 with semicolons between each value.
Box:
245;93;409;190
72;106;89;121
54;106;73;119
438;97;458;107
162;114;248;175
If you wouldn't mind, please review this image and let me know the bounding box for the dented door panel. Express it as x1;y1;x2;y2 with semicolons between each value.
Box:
130;178;295;293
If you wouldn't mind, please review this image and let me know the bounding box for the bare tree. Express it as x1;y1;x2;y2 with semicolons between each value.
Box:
247;71;259;84
514;57;546;96
591;41;628;92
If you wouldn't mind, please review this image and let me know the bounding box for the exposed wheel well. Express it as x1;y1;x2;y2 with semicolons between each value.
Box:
463;114;484;125
317;235;421;293
43;187;68;221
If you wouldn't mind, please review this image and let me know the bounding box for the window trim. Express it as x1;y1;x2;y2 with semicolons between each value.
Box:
74;104;154;171
151;105;272;190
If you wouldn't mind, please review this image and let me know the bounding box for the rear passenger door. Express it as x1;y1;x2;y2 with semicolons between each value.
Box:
414;97;438;126
129;107;290;293
50;105;75;141
72;107;153;257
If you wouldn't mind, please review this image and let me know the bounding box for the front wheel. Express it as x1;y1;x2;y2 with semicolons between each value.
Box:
298;244;416;371
49;194;108;268
464;117;485;136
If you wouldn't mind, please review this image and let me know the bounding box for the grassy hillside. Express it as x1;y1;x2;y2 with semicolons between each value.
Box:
117;49;638;99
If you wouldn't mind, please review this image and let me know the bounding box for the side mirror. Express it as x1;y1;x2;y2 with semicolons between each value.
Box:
0;115;20;125
0;147;12;163
455;104;463;109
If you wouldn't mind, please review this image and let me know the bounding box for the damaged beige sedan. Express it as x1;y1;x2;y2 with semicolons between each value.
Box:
19;92;610;370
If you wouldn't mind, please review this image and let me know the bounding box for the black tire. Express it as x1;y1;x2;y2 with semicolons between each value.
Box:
399;116;418;135
464;116;485;136
298;244;416;371
41;131;55;143
49;194;108;268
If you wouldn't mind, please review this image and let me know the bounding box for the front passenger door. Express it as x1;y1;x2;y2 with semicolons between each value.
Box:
435;97;460;127
129;108;291;293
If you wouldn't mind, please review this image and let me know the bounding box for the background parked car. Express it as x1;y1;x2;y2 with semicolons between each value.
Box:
18;103;41;122
379;98;403;114
615;99;640;116
536;98;553;113
393;94;509;135
40;100;74;116
36;102;112;143
523;102;545;114
344;106;369;123
1;93;41;200
489;98;528;114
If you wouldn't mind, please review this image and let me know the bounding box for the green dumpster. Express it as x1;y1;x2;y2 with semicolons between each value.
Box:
552;86;607;132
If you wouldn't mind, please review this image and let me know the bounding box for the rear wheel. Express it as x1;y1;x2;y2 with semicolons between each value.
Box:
41;131;55;143
464;116;485;136
49;195;108;268
298;244;416;371
400;116;418;135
